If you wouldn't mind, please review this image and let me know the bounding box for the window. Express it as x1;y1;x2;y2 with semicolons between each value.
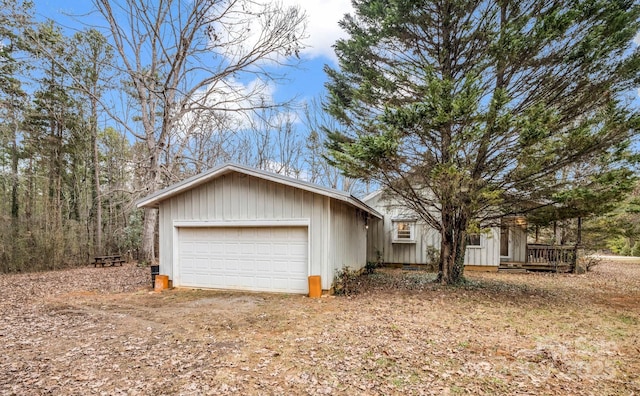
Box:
466;233;481;247
393;221;416;243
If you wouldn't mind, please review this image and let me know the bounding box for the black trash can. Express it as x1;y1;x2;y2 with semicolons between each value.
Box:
150;265;160;288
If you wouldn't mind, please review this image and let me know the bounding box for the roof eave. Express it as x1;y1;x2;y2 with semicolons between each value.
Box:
136;163;382;218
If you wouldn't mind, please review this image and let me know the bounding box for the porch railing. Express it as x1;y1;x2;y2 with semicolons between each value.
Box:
526;244;577;270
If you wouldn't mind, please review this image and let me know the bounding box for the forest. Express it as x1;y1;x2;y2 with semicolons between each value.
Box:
0;0;354;271
1;0;639;274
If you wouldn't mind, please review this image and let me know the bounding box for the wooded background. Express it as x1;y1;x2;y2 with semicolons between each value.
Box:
1;0;639;274
0;0;361;271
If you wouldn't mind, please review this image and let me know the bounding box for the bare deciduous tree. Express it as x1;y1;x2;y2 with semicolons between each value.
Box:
93;0;307;263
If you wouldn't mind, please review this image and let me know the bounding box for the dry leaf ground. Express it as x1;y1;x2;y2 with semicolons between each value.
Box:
1;260;638;395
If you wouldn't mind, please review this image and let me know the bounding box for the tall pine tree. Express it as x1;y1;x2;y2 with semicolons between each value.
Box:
325;0;640;283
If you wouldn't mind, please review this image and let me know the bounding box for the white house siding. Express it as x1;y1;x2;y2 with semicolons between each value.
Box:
367;218;500;267
366;211;441;265
512;225;527;263
365;192;501;267
158;171;365;290
329;200;368;280
463;227;501;267
500;222;527;263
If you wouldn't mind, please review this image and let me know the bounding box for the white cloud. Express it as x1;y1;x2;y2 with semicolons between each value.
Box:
206;0;353;67
175;76;277;138
282;0;354;63
174;0;356;138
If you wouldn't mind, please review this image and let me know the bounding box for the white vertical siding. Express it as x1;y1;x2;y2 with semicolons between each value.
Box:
365;193;501;267
158;206;171;274
330;201;368;276
463;227;500;266
158;171;365;289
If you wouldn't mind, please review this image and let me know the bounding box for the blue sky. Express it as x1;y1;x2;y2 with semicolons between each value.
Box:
33;0;354;112
33;1;640;119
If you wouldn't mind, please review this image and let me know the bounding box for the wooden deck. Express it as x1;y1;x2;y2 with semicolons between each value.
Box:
500;245;577;273
500;262;573;272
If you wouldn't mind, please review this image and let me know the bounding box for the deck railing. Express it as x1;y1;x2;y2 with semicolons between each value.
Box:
526;244;577;270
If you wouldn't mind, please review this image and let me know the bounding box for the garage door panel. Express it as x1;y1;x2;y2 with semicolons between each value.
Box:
287;242;307;251
195;257;209;269
237;259;256;272
177;226;308;293
209;241;225;255
255;259;272;269
209;258;224;271
271;277;291;289
256;243;273;255
240;245;256;255
224;258;239;270
290;263;307;274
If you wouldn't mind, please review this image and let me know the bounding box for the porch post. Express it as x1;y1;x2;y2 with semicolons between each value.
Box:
574;246;586;274
577;217;582;245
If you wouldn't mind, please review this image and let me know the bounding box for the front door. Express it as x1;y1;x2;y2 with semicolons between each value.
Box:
500;225;510;258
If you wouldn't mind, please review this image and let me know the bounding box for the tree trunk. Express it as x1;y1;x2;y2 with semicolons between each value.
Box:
11;117;20;271
140;142;163;264
438;207;467;284
26;157;32;226
141;207;157;264
576;217;582;245
11;129;19;220
91;98;102;254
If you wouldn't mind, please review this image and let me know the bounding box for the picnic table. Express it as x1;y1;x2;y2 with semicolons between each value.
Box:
92;254;125;267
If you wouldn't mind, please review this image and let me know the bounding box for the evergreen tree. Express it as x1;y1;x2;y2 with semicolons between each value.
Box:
71;29;114;254
587;182;640;250
325;0;640;284
0;0;34;271
23;21;84;268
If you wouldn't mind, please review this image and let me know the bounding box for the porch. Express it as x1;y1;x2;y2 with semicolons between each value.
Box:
499;244;577;273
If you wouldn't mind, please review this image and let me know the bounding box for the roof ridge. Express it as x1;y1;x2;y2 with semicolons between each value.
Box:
136;162;382;218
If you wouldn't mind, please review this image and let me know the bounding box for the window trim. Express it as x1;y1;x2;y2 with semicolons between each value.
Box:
392;220;417;243
466;232;482;248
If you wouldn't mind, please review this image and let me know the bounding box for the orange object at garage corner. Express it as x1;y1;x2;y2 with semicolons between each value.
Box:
308;275;322;298
154;275;169;291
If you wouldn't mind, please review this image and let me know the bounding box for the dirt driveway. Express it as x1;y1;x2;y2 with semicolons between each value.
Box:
1;261;639;395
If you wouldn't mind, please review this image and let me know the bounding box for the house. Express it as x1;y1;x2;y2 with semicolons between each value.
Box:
136;163;381;294
363;190;529;271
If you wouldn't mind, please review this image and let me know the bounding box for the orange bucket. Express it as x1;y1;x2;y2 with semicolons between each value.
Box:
308;275;322;298
154;275;169;291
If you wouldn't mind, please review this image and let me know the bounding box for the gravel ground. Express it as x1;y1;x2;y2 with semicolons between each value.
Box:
0;260;638;395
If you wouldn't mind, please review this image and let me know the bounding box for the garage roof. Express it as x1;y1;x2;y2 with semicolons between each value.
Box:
136;163;382;218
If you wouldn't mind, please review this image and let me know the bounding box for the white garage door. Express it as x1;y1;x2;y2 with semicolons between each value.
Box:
176;227;308;293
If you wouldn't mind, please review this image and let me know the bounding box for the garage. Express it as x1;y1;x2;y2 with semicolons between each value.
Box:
176;226;308;293
136;163;381;293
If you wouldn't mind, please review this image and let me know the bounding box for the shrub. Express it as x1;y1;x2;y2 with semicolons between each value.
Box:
585;255;602;272
425;246;440;271
608;236;627;255
333;266;361;296
365;259;383;274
